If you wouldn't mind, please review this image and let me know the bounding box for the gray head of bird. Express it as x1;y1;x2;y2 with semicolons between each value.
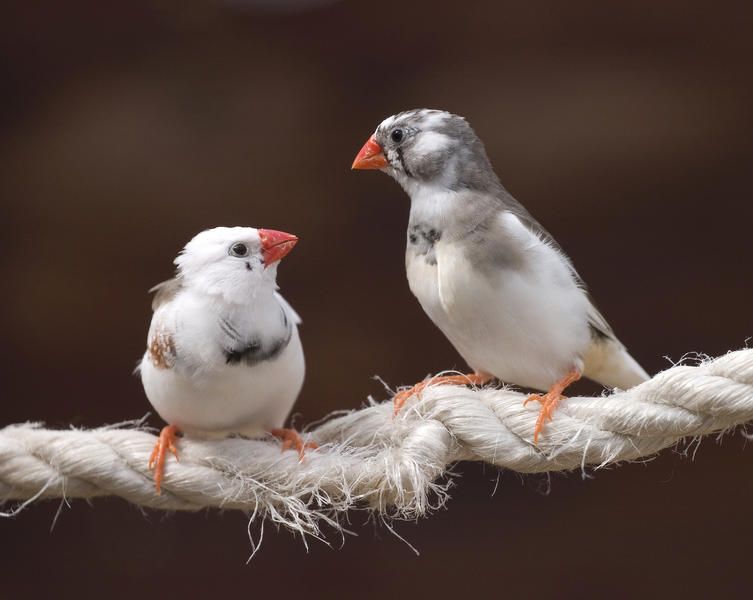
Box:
174;226;298;304
352;108;501;196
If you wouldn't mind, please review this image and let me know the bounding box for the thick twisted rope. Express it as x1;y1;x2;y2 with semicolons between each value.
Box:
2;349;752;537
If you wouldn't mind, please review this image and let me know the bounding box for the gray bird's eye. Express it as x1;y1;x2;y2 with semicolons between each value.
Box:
390;128;404;143
229;242;249;257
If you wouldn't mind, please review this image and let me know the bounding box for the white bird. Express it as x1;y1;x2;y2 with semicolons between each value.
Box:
352;109;649;443
138;226;310;493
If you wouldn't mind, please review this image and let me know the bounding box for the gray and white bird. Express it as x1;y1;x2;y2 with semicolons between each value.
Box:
352;109;648;442
138;226;310;493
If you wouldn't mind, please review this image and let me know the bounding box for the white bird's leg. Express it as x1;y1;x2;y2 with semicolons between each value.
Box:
148;424;180;495
393;371;493;415
270;428;318;460
524;369;581;444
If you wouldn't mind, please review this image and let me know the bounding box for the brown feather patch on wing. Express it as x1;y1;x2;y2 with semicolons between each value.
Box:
148;328;176;369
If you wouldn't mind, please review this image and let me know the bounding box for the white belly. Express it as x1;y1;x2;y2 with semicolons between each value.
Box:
406;240;591;391
140;330;305;438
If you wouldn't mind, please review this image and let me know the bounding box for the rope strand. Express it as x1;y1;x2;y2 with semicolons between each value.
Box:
2;349;752;537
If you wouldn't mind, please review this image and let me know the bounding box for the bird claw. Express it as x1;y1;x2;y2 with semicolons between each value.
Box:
148;424;180;495
393;373;491;415
393;382;428;415
525;369;581;444
523;393;544;407
270;428;318;460
526;391;561;444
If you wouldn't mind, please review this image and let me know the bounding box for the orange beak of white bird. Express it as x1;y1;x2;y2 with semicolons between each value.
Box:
351;135;388;170
258;229;298;267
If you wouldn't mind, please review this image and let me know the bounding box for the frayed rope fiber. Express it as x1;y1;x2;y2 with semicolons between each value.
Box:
2;349;753;536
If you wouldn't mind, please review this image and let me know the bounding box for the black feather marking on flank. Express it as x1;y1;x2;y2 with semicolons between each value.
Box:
396;147;412;178
225;339;261;364
224;334;291;366
224;308;293;366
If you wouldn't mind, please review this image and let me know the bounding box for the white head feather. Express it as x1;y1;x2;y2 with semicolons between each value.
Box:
175;226;280;305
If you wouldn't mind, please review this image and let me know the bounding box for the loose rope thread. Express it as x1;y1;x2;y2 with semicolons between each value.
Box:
2;349;752;539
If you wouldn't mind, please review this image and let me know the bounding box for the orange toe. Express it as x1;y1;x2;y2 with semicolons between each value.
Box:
393;372;491;415
393;381;429;414
148;424;180;495
270;428;317;459
525;369;581;444
529;393;561;444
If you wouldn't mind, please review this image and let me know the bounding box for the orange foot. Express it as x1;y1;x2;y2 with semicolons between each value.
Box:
393;372;492;415
270;428;318;460
148;424;180;495
524;369;582;444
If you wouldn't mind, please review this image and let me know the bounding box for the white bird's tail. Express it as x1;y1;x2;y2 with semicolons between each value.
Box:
583;340;650;390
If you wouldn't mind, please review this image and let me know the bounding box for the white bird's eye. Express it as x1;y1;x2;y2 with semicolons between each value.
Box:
391;128;404;143
229;242;249;257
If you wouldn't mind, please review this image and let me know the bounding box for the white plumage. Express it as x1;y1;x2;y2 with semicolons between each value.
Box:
138;226;307;491
140;289;304;439
407;205;591;391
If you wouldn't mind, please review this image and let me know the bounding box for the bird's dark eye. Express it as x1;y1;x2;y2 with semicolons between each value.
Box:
229;242;249;257
391;128;404;143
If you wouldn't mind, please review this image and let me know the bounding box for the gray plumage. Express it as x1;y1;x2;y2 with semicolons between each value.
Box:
149;277;183;311
363;108;648;392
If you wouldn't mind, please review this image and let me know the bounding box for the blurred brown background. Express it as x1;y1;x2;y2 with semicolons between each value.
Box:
2;0;753;598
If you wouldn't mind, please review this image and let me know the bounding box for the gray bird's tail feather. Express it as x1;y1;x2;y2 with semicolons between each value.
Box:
583;341;650;390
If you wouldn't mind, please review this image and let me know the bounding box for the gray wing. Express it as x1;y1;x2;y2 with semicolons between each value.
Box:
496;188;618;344
585;301;618;343
149;277;183;311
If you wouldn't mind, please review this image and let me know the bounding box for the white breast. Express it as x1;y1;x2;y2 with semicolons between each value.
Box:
139;293;305;439
406;210;591;391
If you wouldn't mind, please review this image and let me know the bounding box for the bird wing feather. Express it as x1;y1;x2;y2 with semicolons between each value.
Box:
275;292;302;325
149;277;183;311
496;189;617;344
